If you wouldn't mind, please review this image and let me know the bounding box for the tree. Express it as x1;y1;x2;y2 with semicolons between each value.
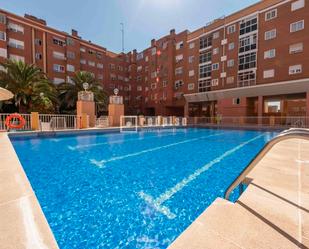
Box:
57;71;108;114
0;60;58;113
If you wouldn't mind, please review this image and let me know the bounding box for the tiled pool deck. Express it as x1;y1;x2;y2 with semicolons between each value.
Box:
169;138;309;249
1;131;308;248
0;132;59;249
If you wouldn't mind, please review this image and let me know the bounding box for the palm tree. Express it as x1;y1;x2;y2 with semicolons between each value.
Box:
0;60;58;113
57;71;108;114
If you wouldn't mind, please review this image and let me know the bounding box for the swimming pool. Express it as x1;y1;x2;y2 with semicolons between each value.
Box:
11;128;278;249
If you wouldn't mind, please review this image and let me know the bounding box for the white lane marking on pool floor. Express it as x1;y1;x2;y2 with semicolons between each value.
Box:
90;133;225;168
68;132;182;151
139;134;265;219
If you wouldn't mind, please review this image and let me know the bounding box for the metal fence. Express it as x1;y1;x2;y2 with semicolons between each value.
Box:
0;113;31;131
187;116;309;129
39;114;77;131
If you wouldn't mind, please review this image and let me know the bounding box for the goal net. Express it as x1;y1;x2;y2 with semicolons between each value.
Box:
120;116;138;132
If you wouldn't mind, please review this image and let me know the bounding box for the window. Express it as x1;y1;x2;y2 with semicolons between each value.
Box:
10;54;24;62
53;78;64;84
263;69;275;78
265;29;277;40
213;32;220;39
137;86;142;91
233;98;241;105
53;64;65;73
239;16;258;35
290;20;304;33
239;52;256;70
189;70;194;77
8;22;24;33
162;42;168;50
151;83;157;89
67;51;75;59
53;37;65;46
238;70;256;87
0;14;6;24
174;80;184;89
239;34;257;53
176;41;184;50
80;59;86;65
151;47;156;55
145;56;149;62
0;48;7;58
189;42;195;49
67;64;75;72
163;80;168;87
175;67;183;75
35;53;42;60
97;63;104;69
136;52;143;60
151;71;157;78
265;9;277;21
88;50;95;55
137;66;143;72
188;55;194;63
289;64;302;75
110;64;115;70
199;64;212;78
199;51;212;64
8;38;24;49
0;31;6;41
53;51;65;60
96;53;102;59
227;59;234;67
88;61;95;67
211;79;219;86
228;42;235;50
213;48;219;55
200;36;212;49
264;49;276;59
291;0;305;11
227;25;236;34
212;63;219;71
66;37;74;46
35;39;42;45
264;100;281;113
289;43;303;54
80;47;86;52
226;76;234;84
187;83;194;90
175;54;183;62
198;79;211;92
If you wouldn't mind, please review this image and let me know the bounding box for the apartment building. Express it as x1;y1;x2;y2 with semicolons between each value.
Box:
183;0;309;119
0;0;308;118
0;10;132;112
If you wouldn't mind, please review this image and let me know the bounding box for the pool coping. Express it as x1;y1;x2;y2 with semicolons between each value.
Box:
0;132;59;248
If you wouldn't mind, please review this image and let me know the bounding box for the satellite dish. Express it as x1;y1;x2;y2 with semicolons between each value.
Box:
114;88;119;95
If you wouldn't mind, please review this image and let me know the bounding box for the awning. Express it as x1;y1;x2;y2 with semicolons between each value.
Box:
185;78;309;103
0;87;14;101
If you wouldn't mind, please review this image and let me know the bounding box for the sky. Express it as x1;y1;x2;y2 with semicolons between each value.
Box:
0;0;259;53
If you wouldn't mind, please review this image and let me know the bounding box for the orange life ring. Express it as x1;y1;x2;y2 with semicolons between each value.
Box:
5;114;26;129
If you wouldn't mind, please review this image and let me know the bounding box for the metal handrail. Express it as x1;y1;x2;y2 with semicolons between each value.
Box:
224;128;309;200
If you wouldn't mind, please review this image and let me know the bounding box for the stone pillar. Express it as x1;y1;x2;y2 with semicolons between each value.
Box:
77;100;95;128
258;96;264;125
108;95;124;127
30;112;40;130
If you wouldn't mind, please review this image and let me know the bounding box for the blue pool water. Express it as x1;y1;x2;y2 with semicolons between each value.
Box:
11;128;278;249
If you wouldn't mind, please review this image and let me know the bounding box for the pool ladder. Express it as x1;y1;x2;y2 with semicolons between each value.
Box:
224;128;309;200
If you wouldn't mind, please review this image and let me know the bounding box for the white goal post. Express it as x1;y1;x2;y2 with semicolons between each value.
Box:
120;116;138;132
